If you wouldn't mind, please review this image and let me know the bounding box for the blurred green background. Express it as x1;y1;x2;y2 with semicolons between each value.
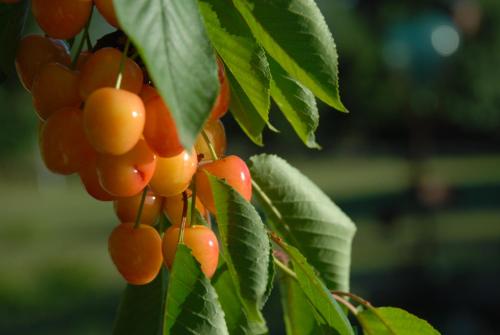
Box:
1;0;499;334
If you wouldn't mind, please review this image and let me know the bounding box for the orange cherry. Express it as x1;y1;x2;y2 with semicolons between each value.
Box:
83;87;145;155
144;96;183;157
75;51;91;71
94;0;119;27
31;0;93;39
79;47;143;100
15;35;70;91
109;222;163;285
140;84;159;104
163;192;207;226
79;154;115;201
114;190;163;226
195;155;252;214
96;139;156;197
31;62;81;120
194;119;227;161
39;107;93;175
210;58;230;120
162;225;219;278
149;149;197;197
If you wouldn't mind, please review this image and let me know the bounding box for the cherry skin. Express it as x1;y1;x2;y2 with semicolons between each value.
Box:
75;51;91;71
83;87;145;155
114;190;163;226
149;149;197;197
109;222;163;285
162;225;219;278
140;84;159;104
15;35;70;91
210;58;230;120
31;0;93;39
79;47;143;100
79;154;115;201
194;119;227;161
39;107;94;175
31;62;81;120
195;155;252;214
163;193;207;226
96;139;157;198
144;96;183;157
94;0;119;28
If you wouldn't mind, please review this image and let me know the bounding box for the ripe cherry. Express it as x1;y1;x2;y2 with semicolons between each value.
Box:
94;0;119;28
163;192;207;226
162;225;219;278
31;62;81;120
96;139;156;198
109;222;163;285
140;84;159;104
114;190;163;226
79;154;115;201
79;47;143;100
144;96;183;157
210;58;230;120
39;107;93;175
75;51;91;71
31;0;93;39
149;149;197;197
15;35;70;91
195;155;252;214
83;87;145;155
195;119;227;161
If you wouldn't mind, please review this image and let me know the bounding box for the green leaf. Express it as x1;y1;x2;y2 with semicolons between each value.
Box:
232;0;346;111
227;70;265;145
115;0;219;149
199;0;271;123
277;240;354;335
208;175;272;333
0;1;29;82
249;154;356;291
164;244;229;335
358;307;440;335
269;57;320;149
112;268;168;335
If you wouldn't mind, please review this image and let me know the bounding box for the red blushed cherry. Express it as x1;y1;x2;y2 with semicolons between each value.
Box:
162;225;219;278
109;222;163;285
144;96;183;157
209;58;230;120
114;190;163;226
195;155;252;214
96;139;157;197
79;154;115;201
94;0;119;28
194;119;226;161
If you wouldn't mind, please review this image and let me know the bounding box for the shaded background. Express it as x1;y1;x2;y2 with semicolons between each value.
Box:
1;0;499;334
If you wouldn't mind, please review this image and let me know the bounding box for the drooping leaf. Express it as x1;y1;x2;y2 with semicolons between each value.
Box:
112;268;168;335
249;154;356;291
269;57;320;149
227;70;266;145
0;1;29;82
114;0;219;149
232;0;346;112
199;0;271;124
164;245;229;335
358;307;440;335
208;175;272;333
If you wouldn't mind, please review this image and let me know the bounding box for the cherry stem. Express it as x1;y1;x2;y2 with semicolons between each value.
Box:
114;38;131;90
85;30;93;50
70;6;93;69
133;187;148;229
201;129;218;160
190;182;197;227
332;294;359;315
178;191;189;244
273;257;297;280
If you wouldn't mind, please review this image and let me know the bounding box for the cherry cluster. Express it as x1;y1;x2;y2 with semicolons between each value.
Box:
13;0;253;284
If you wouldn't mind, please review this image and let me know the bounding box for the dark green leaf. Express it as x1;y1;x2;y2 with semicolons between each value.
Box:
249;154;356;291
112;268;168;335
208;175;272;333
269;57;320;149
115;0;219;149
358;307;440;335
232;0;346;111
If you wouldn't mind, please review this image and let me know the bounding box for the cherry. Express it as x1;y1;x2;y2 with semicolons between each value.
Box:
83;87;145;155
75;51;91;71
195;155;252;214
31;0;93;39
79;47;143;100
109;222;162;285
94;0;119;28
39;107;93;175
210;58;230;120
96;139;157;198
163;192;207;226
140;84;159;104
79;154;115;201
195;119;227;161
15;35;70;91
149;149;197;197
144;96;183;157
31;62;81;120
114;190;163;226
162;225;219;278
